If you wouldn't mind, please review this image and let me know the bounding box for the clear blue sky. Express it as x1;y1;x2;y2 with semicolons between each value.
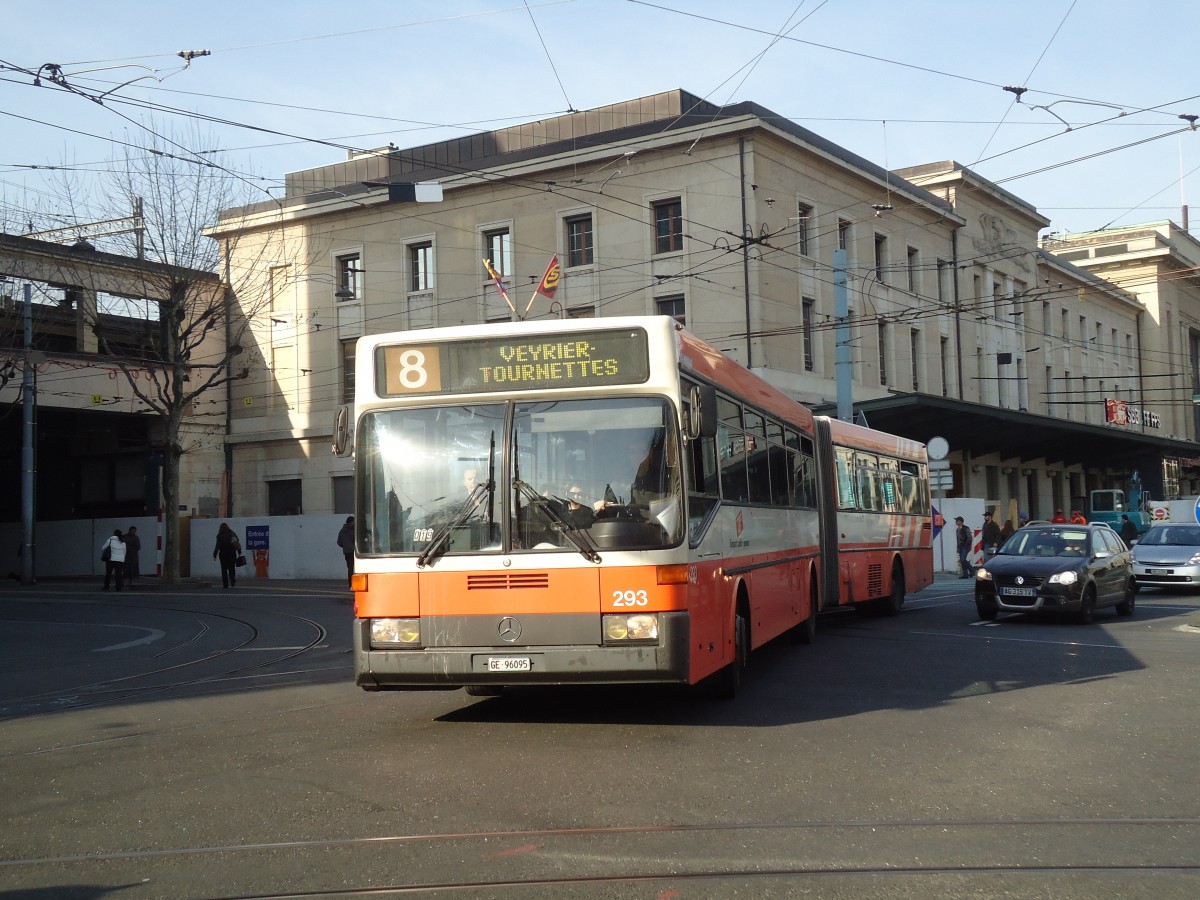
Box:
3;0;1199;237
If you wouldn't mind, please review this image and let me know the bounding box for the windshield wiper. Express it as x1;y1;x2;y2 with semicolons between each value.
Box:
417;483;489;568
513;479;601;564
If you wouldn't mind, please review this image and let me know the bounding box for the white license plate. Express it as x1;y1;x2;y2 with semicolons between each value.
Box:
487;657;531;672
1147;568;1171;576
1002;586;1035;597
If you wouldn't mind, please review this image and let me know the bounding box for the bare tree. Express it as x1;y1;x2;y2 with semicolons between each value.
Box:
23;120;288;582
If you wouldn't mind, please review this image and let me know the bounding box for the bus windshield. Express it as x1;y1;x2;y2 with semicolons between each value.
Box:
357;396;683;557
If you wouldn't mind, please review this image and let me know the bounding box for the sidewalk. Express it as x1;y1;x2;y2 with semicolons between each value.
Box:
0;576;348;595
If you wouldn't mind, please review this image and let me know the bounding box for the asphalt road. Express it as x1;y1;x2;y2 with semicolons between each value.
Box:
1;575;1198;899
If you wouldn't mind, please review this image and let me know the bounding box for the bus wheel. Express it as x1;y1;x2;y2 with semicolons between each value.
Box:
465;685;505;697
791;575;818;645
880;561;905;617
712;606;748;699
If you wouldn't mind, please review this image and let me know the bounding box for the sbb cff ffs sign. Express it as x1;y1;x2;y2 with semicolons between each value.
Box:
376;328;651;396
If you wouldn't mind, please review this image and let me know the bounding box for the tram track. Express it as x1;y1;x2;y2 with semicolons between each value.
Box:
2;817;1198;898
0;599;330;720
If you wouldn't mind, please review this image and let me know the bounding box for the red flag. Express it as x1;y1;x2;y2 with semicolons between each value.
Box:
524;254;561;314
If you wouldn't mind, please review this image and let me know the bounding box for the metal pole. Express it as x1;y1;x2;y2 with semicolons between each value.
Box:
834;249;852;422
21;283;35;585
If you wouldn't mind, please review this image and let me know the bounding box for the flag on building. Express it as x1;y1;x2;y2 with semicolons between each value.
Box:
483;258;514;311
524;254;561;314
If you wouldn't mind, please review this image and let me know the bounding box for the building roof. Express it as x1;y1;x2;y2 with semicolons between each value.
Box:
222;89;955;220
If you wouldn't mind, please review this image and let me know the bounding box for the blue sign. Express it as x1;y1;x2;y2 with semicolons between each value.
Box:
245;525;269;550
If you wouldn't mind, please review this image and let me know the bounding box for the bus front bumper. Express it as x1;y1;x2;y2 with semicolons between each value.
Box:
353;612;690;689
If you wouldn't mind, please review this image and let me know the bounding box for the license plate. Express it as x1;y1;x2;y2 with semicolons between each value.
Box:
1147;568;1171;576
1002;586;1035;597
487;657;531;672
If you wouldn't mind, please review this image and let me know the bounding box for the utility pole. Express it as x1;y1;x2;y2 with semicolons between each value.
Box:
21;283;36;585
834;249;852;422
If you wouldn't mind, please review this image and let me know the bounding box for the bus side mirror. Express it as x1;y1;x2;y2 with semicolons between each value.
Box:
685;383;718;440
332;404;354;457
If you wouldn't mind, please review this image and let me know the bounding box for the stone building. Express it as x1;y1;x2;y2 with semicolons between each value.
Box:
208;90;1200;521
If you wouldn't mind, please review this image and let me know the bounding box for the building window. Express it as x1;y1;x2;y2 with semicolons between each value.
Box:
656;294;685;324
1191;331;1200;440
268;479;302;516
341;339;356;405
332;476;354;515
907;246;919;293
484;228;512;277
910;328;920;391
936;259;948;302
565;214;593;267
940;336;949;397
409;242;433;292
802;297;815;371
336;254;360;302
796;203;813;256
566;305;595;318
877;320;888;386
874;234;887;283
652;199;683;254
837;219;851;252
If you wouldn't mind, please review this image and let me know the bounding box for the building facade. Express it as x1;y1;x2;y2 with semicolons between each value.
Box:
209;91;1200;523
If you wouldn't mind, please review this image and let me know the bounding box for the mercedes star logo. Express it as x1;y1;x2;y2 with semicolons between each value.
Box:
497;616;522;642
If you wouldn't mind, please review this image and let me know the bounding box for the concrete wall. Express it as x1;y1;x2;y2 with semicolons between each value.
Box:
189;515;348;581
1;516;158;579
932;498;987;573
1;514;348;581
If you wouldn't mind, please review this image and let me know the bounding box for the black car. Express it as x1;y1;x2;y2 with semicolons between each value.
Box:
974;523;1135;623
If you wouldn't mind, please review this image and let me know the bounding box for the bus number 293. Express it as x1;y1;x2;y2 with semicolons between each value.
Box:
612;590;648;607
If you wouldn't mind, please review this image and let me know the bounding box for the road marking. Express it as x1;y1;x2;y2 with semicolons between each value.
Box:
910;630;1123;650
94;628;166;652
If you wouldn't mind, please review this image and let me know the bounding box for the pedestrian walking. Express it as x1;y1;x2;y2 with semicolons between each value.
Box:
1120;513;1139;546
1051;508;1067;523
213;523;241;588
101;529;127;591
981;511;1002;554
955;516;972;578
337;516;355;588
123;525;141;588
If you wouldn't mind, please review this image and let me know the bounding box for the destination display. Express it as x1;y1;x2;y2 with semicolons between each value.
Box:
376;328;651;396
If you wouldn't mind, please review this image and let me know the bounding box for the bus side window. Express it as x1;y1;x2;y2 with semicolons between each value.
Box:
835;448;856;509
719;425;749;503
688;430;720;497
767;443;789;506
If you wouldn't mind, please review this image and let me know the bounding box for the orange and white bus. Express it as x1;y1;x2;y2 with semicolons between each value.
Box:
336;316;931;697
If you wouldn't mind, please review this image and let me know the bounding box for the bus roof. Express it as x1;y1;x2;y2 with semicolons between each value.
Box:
818;415;927;461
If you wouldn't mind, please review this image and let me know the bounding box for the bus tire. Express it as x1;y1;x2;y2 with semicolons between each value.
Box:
712;602;748;700
465;685;505;697
791;573;818;645
880;560;905;617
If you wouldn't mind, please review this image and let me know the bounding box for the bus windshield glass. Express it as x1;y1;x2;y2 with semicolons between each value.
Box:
357;396;683;556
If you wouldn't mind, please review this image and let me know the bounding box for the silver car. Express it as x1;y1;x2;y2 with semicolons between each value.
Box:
1132;523;1200;590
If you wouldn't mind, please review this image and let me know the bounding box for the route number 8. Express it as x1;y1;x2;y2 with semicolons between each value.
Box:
397;349;428;389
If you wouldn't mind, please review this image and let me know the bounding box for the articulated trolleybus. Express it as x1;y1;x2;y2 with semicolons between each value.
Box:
334;316;932;697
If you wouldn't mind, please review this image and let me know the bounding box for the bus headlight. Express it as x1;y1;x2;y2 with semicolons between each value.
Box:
370;618;421;647
603;614;659;643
